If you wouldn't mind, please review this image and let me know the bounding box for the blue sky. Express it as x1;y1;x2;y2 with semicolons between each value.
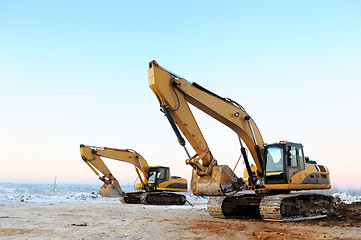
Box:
1;1;360;188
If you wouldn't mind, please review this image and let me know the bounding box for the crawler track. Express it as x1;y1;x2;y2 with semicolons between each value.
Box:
207;193;334;221
119;192;143;204
208;194;262;219
120;192;186;205
140;192;186;205
207;197;226;218
260;193;334;221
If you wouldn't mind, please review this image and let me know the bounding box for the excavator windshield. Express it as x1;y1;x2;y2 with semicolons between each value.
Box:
265;147;284;172
148;168;157;187
264;146;285;184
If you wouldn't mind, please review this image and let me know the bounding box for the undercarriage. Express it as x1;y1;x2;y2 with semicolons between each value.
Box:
119;192;186;205
207;193;334;221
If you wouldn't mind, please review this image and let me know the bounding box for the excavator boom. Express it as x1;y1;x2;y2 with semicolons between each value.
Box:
149;61;264;195
80;144;127;197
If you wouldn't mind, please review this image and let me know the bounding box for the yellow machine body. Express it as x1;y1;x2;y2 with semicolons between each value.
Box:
148;60;330;196
80;145;187;197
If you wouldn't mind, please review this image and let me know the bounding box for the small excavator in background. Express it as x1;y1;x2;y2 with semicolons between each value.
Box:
80;144;187;205
148;60;333;221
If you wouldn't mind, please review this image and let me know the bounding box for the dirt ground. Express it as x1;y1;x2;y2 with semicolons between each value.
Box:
0;201;360;240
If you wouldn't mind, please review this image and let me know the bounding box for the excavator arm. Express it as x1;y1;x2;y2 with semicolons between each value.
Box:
148;61;265;196
80;144;149;197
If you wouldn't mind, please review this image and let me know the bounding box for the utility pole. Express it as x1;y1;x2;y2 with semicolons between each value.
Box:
53;176;57;194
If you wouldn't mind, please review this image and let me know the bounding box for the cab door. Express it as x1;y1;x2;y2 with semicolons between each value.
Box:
286;145;305;183
155;167;169;187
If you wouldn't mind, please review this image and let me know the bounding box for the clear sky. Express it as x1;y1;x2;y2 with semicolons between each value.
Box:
1;1;360;189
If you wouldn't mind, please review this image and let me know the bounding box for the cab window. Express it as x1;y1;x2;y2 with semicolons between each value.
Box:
157;168;169;181
288;146;298;167
297;147;305;170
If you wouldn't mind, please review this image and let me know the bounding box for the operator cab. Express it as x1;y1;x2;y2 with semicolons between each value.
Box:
264;142;305;184
146;166;170;190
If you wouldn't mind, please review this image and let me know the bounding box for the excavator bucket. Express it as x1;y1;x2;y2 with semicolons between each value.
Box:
99;180;125;197
190;165;244;196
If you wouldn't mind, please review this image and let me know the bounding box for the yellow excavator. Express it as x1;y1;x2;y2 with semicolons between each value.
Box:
80;144;187;205
148;60;333;221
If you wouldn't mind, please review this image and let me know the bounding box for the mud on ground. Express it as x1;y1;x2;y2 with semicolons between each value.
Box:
303;201;361;228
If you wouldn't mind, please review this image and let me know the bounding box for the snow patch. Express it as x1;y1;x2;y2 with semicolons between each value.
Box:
0;183;208;207
332;192;361;204
3;183;359;206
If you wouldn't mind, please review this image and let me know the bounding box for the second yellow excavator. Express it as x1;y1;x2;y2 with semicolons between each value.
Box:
80;144;187;205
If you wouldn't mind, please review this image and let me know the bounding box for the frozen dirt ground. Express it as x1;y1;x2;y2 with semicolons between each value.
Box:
0;200;360;240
